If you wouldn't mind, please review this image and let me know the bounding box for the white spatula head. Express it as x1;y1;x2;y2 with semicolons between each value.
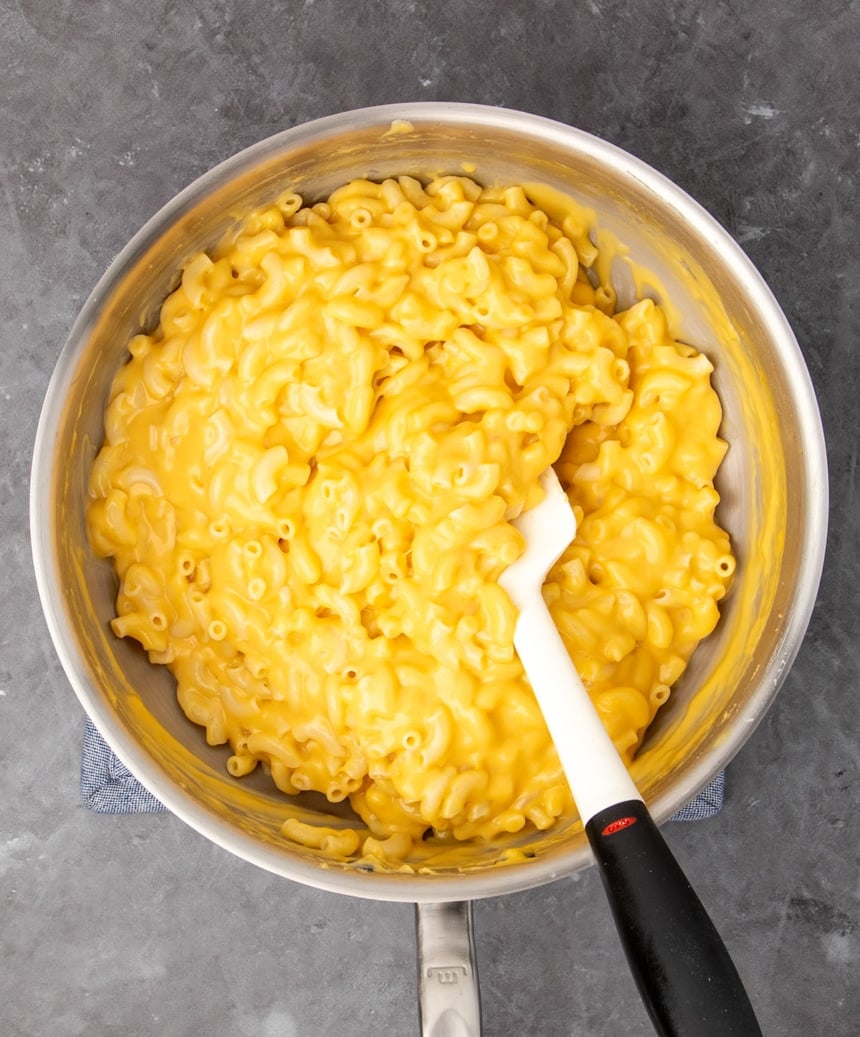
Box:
499;465;642;824
498;467;576;612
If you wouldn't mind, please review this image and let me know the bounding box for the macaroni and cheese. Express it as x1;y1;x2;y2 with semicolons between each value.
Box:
87;175;734;862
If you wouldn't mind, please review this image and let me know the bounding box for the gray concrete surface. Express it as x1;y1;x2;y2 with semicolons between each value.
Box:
2;1;857;1034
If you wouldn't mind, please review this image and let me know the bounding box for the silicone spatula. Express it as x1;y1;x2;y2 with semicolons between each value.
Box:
499;467;762;1037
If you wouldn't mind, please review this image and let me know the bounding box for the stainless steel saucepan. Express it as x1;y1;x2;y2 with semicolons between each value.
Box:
30;103;827;1034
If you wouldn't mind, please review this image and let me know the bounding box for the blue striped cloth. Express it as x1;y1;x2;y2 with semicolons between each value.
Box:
82;717;166;813
81;716;724;820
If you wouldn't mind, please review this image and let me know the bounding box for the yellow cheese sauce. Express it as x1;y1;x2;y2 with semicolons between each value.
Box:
86;174;751;868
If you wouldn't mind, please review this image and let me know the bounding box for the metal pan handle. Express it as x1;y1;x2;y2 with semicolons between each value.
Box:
415;901;482;1036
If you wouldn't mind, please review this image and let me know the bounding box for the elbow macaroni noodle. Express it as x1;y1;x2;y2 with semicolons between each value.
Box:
87;175;734;863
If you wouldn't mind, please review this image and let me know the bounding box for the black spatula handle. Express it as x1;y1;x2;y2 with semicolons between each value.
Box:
586;799;762;1036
